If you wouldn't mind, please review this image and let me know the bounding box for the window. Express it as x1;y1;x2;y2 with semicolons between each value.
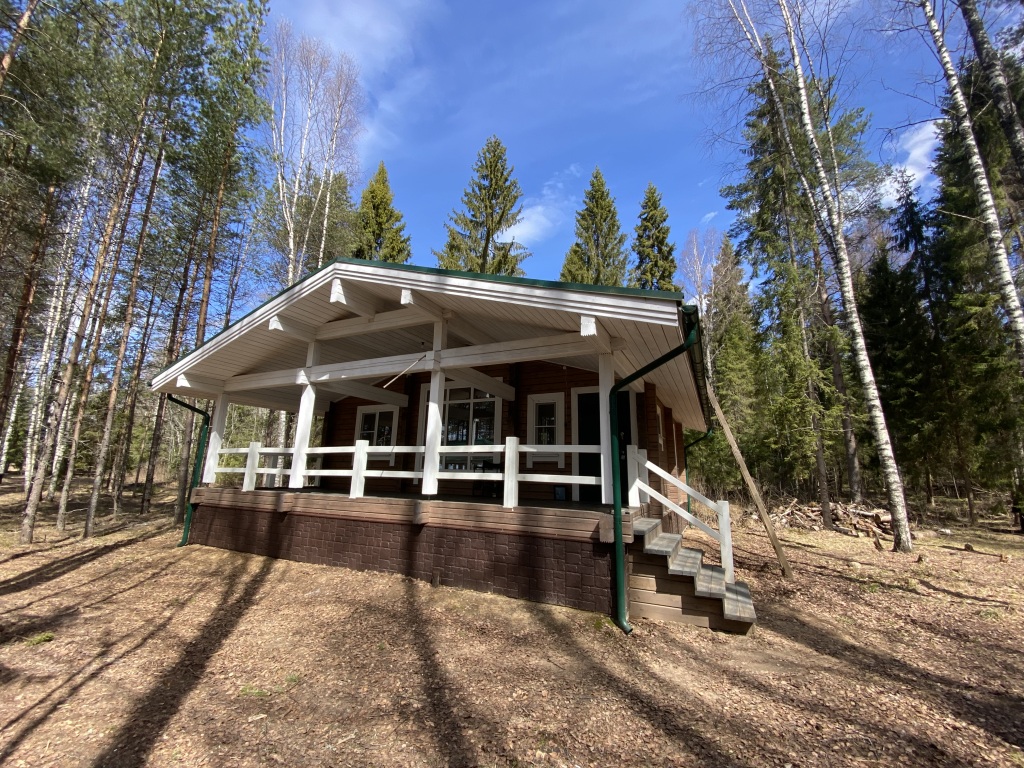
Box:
526;393;565;468
657;405;665;451
416;382;503;473
354;405;399;464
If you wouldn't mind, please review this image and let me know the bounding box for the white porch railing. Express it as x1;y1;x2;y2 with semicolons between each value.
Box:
210;437;603;508
626;444;735;583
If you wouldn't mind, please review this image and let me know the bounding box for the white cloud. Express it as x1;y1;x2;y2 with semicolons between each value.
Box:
880;120;940;207
501;165;583;247
700;211;718;225
898;121;939;191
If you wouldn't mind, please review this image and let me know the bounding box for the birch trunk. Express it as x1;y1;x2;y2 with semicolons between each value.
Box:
0;364;26;483
0;0;40;93
917;0;1024;370
725;0;913;550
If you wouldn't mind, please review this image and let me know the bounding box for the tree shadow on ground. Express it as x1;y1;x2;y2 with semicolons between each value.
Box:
763;606;1024;749
0;562;214;761
87;555;276;768
0;524;170;598
518;601;760;766
398;529;490;768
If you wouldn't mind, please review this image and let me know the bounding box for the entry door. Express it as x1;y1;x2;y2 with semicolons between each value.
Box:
575;391;633;505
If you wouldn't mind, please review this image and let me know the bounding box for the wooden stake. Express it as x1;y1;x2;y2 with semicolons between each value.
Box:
706;384;793;578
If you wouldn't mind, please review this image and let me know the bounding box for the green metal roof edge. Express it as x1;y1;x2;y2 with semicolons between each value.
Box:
153;256;701;386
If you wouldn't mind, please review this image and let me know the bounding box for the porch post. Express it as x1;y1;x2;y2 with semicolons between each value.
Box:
289;341;320;489
203;393;230;484
422;320;447;496
599;353;614;504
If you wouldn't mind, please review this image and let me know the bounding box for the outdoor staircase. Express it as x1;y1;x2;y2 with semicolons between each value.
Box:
629;516;756;634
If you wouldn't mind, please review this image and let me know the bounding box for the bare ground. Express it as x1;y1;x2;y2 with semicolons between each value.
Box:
1;483;1023;767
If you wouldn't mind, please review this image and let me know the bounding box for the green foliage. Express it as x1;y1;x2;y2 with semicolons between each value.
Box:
560;167;628;286
629;183;678;290
434;136;529;275
24;631;55;646
353;161;411;263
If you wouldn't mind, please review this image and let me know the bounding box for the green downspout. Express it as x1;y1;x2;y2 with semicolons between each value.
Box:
610;309;701;634
167;394;210;547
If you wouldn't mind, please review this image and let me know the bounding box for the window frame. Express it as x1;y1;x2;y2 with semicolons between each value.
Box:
354;404;400;465
416;381;504;474
526;392;565;468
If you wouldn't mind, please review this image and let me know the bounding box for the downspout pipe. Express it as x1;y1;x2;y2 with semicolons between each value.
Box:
166;394;210;547
609;309;701;634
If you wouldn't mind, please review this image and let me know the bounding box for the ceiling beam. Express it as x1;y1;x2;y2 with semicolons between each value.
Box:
446;367;516;401
175;373;224;394
317;380;409;407
315;308;430;341
330;278;382;318
439;333;595;369
401;288;451;319
268;315;316;342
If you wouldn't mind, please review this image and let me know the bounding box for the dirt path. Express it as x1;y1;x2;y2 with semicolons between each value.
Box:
1;502;1022;767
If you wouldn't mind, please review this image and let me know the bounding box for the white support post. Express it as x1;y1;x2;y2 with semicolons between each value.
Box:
627;445;640;508
350;440;368;498
422;364;444;495
598;353;614;505
242;442;261;491
289;383;317;488
718;500;734;583
503;436;519;508
203;393;230;484
638;448;650;504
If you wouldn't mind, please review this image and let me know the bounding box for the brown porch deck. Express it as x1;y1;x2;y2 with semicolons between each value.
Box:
186;487;633;616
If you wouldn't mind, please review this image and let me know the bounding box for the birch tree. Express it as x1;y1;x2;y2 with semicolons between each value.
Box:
696;0;913;550
912;0;1024;371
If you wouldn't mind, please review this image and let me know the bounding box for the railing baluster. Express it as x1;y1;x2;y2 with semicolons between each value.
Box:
718;500;734;583
503;436;519;509
350;440;368;499
242;442;261;491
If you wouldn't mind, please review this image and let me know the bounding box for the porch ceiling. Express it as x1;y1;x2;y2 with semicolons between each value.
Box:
151;260;710;430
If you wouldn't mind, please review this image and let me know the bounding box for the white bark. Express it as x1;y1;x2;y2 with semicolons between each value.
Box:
916;0;1024;371
723;0;912;551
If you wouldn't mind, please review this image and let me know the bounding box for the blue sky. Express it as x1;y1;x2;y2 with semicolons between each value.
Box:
270;0;958;282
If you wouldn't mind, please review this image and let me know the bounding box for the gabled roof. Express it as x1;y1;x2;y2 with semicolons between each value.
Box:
152;257;711;431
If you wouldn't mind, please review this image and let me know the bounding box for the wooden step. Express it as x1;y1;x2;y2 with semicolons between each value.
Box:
632;517;661;541
668;547;704;578
644;532;681;559
694;564;727;599
723;581;757;623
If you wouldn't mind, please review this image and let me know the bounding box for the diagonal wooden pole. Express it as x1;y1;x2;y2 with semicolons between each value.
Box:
706;383;793;578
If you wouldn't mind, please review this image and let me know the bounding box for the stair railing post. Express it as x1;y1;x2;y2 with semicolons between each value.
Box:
350;440;368;499
242;442;261;492
638;448;650;504
503;436;519;509
718;500;734;583
627;445;640;508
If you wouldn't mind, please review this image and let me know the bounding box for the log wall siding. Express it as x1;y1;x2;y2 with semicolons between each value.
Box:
187;491;614;614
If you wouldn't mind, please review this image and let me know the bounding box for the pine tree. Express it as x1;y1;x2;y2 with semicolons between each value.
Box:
560;167;627;286
434;136;529;275
353;161;411;263
630;183;678;290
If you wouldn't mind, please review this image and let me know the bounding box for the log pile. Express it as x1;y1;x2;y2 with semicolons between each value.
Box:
762;499;894;538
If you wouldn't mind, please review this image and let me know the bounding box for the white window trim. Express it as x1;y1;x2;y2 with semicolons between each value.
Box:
415;380;504;478
657;405;665;451
526;393;565;468
354;404;399;466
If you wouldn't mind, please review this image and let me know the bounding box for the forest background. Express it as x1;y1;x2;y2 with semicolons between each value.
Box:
0;0;1022;548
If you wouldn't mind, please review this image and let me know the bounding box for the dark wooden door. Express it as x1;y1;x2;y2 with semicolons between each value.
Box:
576;391;632;504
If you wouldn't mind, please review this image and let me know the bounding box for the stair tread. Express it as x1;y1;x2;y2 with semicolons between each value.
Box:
633;517;661;536
645;532;682;557
723;581;757;623
668;547;704;577
694;565;727;598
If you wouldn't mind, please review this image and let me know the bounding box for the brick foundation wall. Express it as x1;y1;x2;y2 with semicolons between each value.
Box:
189;504;614;614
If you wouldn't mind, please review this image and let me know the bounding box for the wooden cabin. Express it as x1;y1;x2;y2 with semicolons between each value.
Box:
151;258;755;633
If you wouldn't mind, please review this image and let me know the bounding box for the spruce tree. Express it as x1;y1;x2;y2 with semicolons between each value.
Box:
353;161;411;263
560;167;628;286
630;183;678;290
434;136;529;275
